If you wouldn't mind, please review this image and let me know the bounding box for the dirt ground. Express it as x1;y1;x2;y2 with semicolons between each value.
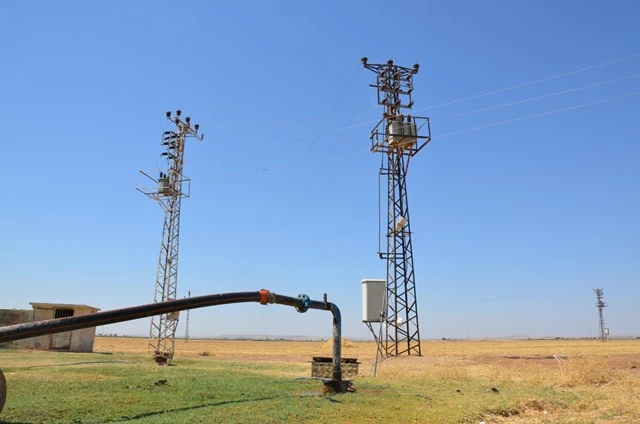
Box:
468;352;640;372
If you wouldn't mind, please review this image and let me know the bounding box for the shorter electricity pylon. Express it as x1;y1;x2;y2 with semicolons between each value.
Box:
593;288;608;341
184;290;191;343
137;110;203;364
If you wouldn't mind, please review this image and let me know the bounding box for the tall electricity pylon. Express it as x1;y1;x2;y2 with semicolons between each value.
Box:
362;58;431;357
593;288;608;341
137;110;203;364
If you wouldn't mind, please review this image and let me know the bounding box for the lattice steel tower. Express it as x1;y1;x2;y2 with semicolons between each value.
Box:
362;58;431;357
184;290;191;343
593;288;608;341
137;110;203;364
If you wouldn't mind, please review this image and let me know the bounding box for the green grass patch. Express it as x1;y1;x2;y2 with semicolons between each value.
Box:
0;350;605;423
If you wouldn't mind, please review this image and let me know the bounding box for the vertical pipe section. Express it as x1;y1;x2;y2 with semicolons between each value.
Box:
266;292;342;382
312;299;342;382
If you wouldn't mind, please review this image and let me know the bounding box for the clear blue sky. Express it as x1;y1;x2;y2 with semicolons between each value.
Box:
1;1;638;340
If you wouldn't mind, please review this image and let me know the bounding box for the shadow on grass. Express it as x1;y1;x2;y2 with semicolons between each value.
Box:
103;396;277;422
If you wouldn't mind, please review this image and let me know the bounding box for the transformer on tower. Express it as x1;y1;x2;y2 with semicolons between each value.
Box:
137;110;203;364
361;57;431;358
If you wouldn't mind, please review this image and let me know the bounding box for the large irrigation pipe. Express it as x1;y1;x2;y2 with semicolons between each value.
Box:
0;290;349;414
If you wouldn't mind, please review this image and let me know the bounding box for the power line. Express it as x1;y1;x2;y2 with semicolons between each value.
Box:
211;51;640;132
241;71;638;158
226;62;361;272
201;85;635;298
412;52;640;113
430;289;586;305
323;288;591;306
435;90;640;139
205;148;366;180
210;134;363;164
431;72;640;122
200;123;308;131
202;52;640;163
239;94;371;272
231;51;640;136
205;89;640;179
198;119;295;125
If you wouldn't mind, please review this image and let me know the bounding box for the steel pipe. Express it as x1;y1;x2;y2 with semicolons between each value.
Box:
267;292;342;382
0;290;349;415
0;292;261;344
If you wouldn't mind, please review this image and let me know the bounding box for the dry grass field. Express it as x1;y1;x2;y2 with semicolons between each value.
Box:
1;337;639;423
94;337;640;423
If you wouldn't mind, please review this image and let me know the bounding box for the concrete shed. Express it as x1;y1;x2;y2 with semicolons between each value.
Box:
0;302;100;352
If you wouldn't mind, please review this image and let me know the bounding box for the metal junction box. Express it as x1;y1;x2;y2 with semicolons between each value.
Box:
361;279;385;322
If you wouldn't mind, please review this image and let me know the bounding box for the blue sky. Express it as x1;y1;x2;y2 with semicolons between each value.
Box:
1;1;638;340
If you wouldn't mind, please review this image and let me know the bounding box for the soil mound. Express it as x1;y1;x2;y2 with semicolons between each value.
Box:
322;338;355;349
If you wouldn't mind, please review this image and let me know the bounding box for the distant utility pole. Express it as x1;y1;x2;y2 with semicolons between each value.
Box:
137;110;204;364
593;288;608;341
184;290;191;343
362;57;432;357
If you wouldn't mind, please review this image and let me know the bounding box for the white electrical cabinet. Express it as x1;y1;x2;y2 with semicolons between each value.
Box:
361;279;386;322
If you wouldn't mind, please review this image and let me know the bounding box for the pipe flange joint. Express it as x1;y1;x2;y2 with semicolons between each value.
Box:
296;294;310;313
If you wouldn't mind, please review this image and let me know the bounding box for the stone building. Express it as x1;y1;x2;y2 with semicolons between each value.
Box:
0;302;100;352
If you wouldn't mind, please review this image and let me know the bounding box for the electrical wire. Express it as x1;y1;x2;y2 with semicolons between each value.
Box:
211;71;640;166
198;52;640;162
222;85;640;264
206;149;366;180
428;289;587;305
412;52;640;113
210;134;364;164
200;123;308;131
225;62;362;271
198;119;296;125
197;55;640;273
431;72;640;122
243;94;371;267
435;90;640;139
205;89;640;178
303;288;591;306
217;51;640;135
